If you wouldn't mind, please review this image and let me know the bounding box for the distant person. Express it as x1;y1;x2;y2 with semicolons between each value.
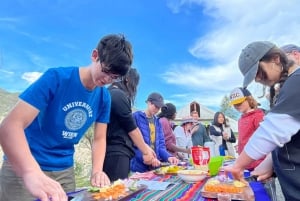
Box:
269;44;300;108
158;103;190;160
0;34;133;201
130;92;178;172
173;117;195;160
103;68;156;182
224;41;300;201
209;112;236;157
190;111;211;147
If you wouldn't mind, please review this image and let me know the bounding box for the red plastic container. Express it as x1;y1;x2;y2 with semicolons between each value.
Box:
191;146;210;166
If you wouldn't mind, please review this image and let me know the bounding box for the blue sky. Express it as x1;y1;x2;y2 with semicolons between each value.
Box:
1;0;300;111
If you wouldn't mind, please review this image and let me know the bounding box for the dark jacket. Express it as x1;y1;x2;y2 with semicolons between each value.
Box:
130;111;171;172
191;123;211;146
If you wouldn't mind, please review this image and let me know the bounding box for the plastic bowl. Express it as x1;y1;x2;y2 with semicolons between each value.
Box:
177;169;208;183
208;156;224;176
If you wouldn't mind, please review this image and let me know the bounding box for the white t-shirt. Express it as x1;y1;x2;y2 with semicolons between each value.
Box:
174;126;193;160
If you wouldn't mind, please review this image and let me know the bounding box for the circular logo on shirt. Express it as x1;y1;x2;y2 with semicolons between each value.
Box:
65;108;87;131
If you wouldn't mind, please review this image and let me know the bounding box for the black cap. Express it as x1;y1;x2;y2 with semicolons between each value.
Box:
146;92;164;108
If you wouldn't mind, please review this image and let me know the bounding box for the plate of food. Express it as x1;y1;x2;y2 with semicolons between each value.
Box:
201;177;254;201
154;165;185;175
34;179;147;201
71;179;147;201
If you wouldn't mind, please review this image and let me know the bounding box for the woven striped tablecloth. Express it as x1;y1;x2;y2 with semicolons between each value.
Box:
127;173;271;201
128;174;209;201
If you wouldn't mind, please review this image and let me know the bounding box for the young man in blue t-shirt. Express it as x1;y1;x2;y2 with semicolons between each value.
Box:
0;34;133;201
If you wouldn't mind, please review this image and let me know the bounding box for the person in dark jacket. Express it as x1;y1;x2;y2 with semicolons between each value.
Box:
103;68;156;181
190;111;211;147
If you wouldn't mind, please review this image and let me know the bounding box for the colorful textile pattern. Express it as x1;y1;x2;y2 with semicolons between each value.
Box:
127;173;271;201
128;174;206;201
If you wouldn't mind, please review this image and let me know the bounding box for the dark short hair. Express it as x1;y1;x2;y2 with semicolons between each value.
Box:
158;103;176;119
97;34;133;76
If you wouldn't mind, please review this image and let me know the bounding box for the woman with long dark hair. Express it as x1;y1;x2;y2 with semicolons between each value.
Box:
103;68;156;181
209;112;236;157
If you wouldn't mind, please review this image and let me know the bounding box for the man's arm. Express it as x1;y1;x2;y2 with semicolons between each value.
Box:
90;123;110;187
128;128;156;164
0;100;67;201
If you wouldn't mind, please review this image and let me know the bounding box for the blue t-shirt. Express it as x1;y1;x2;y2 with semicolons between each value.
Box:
18;67;111;171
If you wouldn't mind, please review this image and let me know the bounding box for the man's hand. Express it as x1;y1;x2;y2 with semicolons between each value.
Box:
223;164;248;186
185;148;191;154
142;146;157;165
168;157;179;165
222;132;230;140
90;171;111;187
149;158;161;167
23;170;67;201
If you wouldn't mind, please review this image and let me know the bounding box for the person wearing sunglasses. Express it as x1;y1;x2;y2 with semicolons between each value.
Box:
224;41;300;201
0;34;133;201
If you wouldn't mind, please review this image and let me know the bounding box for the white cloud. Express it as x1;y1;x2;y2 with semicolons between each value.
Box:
187;0;300;61
162;0;300;110
0;69;14;75
21;72;42;83
162;61;242;90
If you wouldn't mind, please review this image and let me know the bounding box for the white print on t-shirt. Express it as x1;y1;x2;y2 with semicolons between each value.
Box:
64;108;87;131
62;131;78;139
62;101;93;117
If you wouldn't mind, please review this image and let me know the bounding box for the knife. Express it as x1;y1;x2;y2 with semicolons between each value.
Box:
245;175;258;182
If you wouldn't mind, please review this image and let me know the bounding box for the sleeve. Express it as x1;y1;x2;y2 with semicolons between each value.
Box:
156;120;172;161
20;68;60;111
245;113;300;160
96;88;111;123
132;112;144;161
174;127;185;147
110;88;137;132
227;128;236;143
203;125;211;142
159;118;175;151
209;125;222;136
